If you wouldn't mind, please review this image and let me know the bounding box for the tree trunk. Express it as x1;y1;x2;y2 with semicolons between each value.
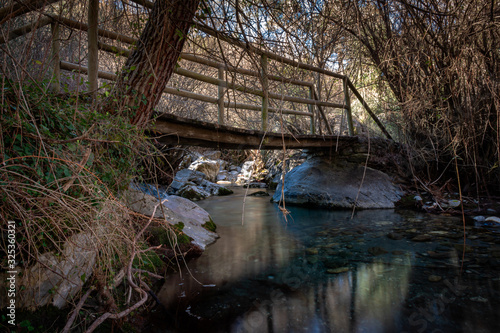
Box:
104;0;200;126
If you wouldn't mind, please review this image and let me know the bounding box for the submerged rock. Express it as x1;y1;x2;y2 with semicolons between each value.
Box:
272;157;403;209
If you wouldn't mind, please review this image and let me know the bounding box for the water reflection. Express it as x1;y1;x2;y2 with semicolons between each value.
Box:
153;188;499;333
231;259;410;333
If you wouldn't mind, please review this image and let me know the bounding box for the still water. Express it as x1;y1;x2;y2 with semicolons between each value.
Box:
150;188;500;333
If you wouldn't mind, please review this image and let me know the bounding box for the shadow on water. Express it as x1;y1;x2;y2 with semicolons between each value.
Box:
148;188;500;333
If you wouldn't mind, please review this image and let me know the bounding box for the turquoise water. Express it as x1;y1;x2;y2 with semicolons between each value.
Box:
150;188;500;333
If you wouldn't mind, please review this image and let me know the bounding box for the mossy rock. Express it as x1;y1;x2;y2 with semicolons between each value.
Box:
178;186;206;201
202;218;217;232
217;187;233;196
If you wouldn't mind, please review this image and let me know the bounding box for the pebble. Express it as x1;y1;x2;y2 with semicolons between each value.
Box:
428;275;442;282
473;216;486;222
368;247;388;256
411;234;433;242
470;296;488;303
387;232;404;240
306;248;319;255
327;267;350;274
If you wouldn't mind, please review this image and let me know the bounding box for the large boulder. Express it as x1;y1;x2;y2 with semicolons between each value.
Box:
189;157;221;182
272;157;403;209
125;187;218;249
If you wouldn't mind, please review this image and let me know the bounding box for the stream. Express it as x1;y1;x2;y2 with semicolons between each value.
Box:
148;187;500;333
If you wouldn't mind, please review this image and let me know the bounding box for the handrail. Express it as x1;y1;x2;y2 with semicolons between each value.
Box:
2;4;393;139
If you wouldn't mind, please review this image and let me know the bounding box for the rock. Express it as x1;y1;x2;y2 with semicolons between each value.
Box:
306;248;319;255
473;216;486;222
0;200;128;310
428;275;442;282
447;199;461;208
271;157;403;209
411;234;432;242
485;216;500;224
249;191;270;197
178;185;210;201
189;158;221;182
237;161;255;183
327;267;350;274
124;188;218;250
368;247;388;256
169;169;207;194
387;232;404;240
200;179;233;196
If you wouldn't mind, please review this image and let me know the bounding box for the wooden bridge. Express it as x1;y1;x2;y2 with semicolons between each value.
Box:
1;0;393;152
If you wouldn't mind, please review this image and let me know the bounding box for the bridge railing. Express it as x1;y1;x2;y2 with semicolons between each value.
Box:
0;0;392;140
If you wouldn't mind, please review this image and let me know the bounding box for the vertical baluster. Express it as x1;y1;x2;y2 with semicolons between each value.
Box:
50;20;60;93
88;0;99;99
343;77;354;136
218;66;225;125
260;54;269;132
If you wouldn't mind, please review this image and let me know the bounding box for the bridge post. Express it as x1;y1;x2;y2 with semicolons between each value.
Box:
343;77;354;136
50;21;60;93
218;66;225;125
308;86;315;134
88;0;99;99
260;54;269;132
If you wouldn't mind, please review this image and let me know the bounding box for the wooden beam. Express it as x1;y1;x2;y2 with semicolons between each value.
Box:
60;61;312;117
0;0;60;23
347;79;393;140
49;15;136;44
0;16;52;44
180;53;313;87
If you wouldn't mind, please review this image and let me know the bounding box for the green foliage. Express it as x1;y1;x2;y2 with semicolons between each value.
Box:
133;248;164;272
202;218;217;232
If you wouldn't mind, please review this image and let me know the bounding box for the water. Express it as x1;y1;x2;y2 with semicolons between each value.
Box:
149;188;500;333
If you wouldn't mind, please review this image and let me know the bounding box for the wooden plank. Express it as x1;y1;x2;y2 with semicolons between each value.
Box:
151;114;357;150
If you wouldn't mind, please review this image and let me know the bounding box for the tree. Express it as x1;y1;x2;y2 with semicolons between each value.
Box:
103;0;201;126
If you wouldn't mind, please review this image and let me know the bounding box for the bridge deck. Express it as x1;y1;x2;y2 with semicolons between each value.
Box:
150;114;390;151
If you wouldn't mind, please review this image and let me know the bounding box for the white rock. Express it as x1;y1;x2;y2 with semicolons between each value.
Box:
485;216;500;224
473;216;486;222
124;188;218;250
